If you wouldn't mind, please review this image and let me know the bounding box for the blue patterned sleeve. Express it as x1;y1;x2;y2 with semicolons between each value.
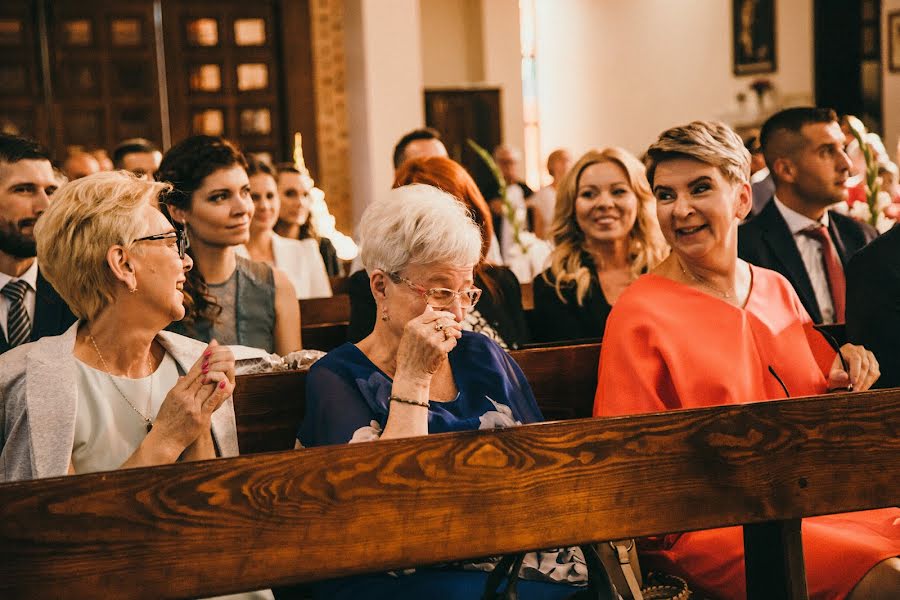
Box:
299;359;382;447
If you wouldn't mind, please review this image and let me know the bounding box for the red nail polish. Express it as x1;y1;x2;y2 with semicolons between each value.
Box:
219;381;226;389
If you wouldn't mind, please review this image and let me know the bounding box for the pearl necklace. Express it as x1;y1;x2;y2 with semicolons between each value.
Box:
676;256;733;299
88;331;155;433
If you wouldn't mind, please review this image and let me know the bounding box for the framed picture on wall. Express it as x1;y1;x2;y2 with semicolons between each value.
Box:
733;0;776;75
890;12;900;73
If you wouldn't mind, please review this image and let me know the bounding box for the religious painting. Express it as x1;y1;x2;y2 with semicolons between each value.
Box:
733;0;776;75
890;12;900;73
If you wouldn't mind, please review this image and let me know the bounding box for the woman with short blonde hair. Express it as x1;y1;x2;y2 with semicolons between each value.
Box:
0;172;262;489
531;147;668;342
595;120;897;600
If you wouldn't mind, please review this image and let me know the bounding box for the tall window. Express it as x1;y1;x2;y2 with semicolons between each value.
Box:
520;0;541;190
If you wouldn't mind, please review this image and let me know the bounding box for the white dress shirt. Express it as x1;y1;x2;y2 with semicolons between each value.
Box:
0;259;38;340
773;196;836;323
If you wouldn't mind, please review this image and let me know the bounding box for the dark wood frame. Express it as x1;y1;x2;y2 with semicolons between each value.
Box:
889;11;900;73
733;0;777;75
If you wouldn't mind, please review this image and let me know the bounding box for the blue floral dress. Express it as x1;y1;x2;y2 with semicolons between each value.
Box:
298;331;585;600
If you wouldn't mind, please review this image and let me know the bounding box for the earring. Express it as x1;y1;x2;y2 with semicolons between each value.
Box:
129;287;138;294
381;306;389;322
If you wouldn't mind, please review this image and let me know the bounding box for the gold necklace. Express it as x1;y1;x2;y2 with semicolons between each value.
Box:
88;331;156;433
676;256;733;299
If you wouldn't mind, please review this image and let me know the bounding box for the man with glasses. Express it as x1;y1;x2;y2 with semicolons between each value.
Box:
0;133;75;354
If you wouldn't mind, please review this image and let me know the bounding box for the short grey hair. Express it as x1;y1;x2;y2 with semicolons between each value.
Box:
359;184;482;274
645;120;751;187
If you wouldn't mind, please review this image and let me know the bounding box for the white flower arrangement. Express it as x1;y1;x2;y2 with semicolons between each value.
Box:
845;116;896;231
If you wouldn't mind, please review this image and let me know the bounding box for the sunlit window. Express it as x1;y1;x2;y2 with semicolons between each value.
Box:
519;0;541;190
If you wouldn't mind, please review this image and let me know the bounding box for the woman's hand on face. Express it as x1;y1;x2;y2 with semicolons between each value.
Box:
827;343;880;392
148;340;235;455
394;305;463;386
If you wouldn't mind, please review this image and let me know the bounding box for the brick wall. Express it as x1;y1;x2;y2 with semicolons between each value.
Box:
310;0;353;234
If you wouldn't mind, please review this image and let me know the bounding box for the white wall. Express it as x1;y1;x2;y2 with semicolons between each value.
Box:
420;0;484;86
883;0;900;159
344;0;425;225
419;0;525;153
479;0;525;154
534;0;814;161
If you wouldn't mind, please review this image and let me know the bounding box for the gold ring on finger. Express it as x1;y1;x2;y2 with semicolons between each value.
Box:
434;322;444;332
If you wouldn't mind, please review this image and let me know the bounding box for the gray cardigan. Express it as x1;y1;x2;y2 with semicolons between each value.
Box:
0;322;256;482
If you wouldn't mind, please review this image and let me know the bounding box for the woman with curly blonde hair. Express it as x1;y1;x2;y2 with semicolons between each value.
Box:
531;148;668;342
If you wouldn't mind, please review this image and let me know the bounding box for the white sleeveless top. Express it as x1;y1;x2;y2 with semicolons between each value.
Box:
73;353;179;474
74;354;274;600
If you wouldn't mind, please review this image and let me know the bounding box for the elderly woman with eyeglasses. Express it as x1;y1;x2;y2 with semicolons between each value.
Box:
299;184;588;599
0;173;269;493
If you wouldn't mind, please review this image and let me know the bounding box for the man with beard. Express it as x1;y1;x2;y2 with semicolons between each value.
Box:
738;108;877;324
0;134;75;354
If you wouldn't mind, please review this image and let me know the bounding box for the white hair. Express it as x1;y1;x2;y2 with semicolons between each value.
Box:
359;184;482;274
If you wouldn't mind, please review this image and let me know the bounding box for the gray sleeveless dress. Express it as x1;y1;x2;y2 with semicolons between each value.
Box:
169;256;277;353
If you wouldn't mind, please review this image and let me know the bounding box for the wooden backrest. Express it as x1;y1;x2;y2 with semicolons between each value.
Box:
299;294;351;351
299;294;350;326
510;342;601;420
233;370;307;454
520;281;534;310
300;322;348;352
2;390;897;599
231;342;602;454
329;276;350;295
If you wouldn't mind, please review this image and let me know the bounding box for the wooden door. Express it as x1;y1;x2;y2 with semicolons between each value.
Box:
48;0;163;155
424;88;502;197
163;0;283;160
0;1;51;150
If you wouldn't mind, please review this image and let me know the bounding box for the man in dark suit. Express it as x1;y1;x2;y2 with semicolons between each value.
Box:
738;108;877;324
846;225;900;388
0;133;75;354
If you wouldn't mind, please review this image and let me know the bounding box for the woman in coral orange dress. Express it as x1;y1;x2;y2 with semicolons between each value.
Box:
593;120;899;599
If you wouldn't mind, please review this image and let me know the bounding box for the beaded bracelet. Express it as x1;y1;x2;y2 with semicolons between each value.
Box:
389;395;430;408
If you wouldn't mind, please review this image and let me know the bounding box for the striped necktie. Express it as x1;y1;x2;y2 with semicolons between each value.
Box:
2;279;32;348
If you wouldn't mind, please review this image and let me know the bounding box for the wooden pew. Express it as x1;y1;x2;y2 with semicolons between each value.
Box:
231;342;603;455
1;390;897;599
509;341;600;420
233;370;307;454
329;276;350;295
299;295;350;351
299;294;350;326
520;280;534;310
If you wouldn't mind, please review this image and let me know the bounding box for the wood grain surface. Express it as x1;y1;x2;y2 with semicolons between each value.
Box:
509;342;600;420
299;294;350;327
1;390;897;599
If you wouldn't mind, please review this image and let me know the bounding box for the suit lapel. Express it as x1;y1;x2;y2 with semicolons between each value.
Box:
757;202;822;322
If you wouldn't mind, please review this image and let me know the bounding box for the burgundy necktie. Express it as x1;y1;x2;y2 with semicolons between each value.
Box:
800;225;845;322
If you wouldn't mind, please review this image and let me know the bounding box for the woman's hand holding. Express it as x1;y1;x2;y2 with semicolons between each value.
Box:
146;340;235;460
393;306;462;389
827;343;880;392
